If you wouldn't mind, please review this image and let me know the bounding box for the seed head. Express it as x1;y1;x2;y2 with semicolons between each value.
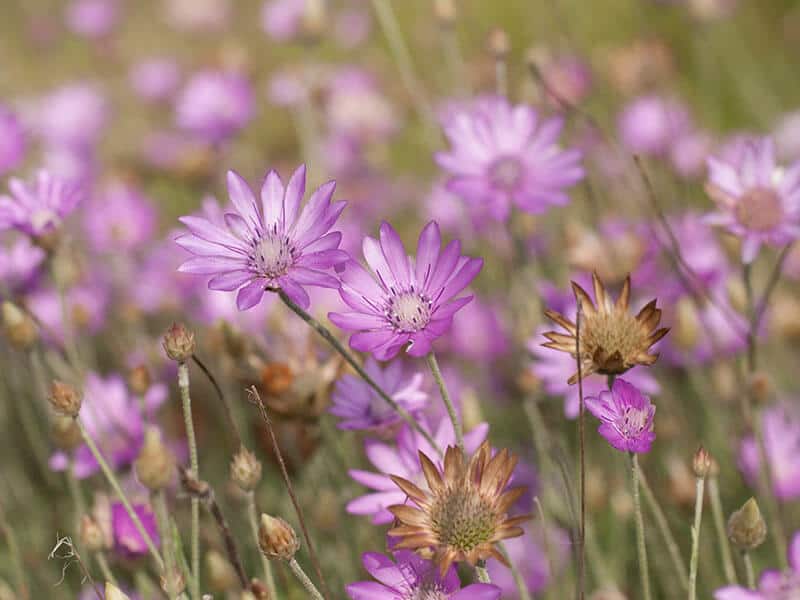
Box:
49;380;82;418
728;497;767;551
161;570;186;597
230;446;262;492
134;427;175;491
80;514;106;552
1;301;38;350
258;514;300;560
51;414;82;450
163;322;195;362
692;446;711;479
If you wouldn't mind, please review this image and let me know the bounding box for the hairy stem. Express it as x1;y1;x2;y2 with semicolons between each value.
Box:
95;552;117;587
688;476;706;600
0;501;28;600
743;552;756;589
288;558;325;600
178;362;201;597
475;561;491;583
153;491;178;600
708;476;738;584
426;352;463;452
629;453;652;600
575;303;586;599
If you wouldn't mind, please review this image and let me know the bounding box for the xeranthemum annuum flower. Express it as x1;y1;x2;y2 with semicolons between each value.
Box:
387;441;530;576
543;273;669;384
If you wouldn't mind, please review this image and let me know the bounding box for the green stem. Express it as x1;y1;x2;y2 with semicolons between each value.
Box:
629;453;652;600
288;558;325;600
426;352;463;452
75;417;164;570
248;492;277;599
277;290;441;455
0;503;28;600
178;362;200;598
688;476;706;600
154;491;178;600
743;552;756;589
475;561;491;583
96;552;117;587
708;477;737;584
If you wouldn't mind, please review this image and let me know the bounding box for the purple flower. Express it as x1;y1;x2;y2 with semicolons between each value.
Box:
330;358;428;431
436;95;584;221
0;170;82;237
0;104;26;176
129;58;181;103
28;279;110;345
175;70;255;144
176;165;348;310
329;221;482;360
617;95;691;156
585;378;656;453
705;137;800;263
164;0;230;31
714;531;800;599
0;236;45;295
49;372;167;479
739;403;800;501
261;0;305;41
83;181;158;252
32;83;109;149
65;0;120;39
347;417;489;524
347;550;501;600
111;502;160;558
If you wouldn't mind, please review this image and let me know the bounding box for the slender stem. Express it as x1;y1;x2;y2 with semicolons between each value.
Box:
629;453;652;600
638;470;689;590
688;476;706;600
277;290;441;455
441;26;468;96
96;553;117;587
426;352;463;452
288;558;324;600
248;492;277;599
207;493;249;589
743;552;756;589
0;502;28;600
66;460;88;518
178;362;201;598
75;417;164;570
708;477;738;584
575;303;586;599
475;561;491;583
154;491;178;600
192;355;242;449
498;542;532;600
495;58;508;97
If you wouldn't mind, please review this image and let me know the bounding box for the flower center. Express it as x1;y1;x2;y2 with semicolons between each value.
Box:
253;233;296;280
770;572;800;600
387;291;432;333
618;405;650;439
581;311;646;375
429;487;497;554
30;208;59;233
488;156;523;191
736;187;783;232
406;588;448;600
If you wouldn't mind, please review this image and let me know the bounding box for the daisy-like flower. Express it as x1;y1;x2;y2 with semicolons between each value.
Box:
176;165;348;310
388;442;530;575
0;170;82;239
329;221;482;360
714;530;800;599
543;273;669;383
346;549;501;600
585;378;656;453
435;95;584;221
330;358;428;431
705;137;800;264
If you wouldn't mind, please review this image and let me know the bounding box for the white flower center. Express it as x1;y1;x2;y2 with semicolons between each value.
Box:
253;233;296;280
618;406;650;439
406;586;448;600
388;291;432;332
489;156;523;191
736;187;783;232
30;208;59;232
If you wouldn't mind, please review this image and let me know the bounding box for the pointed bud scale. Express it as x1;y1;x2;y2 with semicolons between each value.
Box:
49;380;82;418
692;446;711;479
728;497;767;551
258;513;300;560
162;322;195;362
230;446;262;492
134;427;175;491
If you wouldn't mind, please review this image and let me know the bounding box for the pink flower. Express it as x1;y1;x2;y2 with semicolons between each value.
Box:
585;378;656;453
0;170;82;237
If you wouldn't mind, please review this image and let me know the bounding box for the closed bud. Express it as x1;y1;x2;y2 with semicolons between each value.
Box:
105;583;132;600
163;322;195;362
134;427;175;491
127;365;151;396
487;27;510;59
230;446;262;492
434;0;457;27
51;414;82;450
728;497;767;551
248;579;270;600
206;550;238;592
258;513;300;560
161;570;186;596
1;301;38;350
80;514;106;552
747;371;773;406
692;446;711;479
49;380;82;418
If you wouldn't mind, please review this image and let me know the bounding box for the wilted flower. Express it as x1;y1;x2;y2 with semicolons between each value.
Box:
176;165;347;310
704;137;800;263
330;358;428;431
543;274;669;382
0;170;81;238
329;221;482;360
585;378;656;453
388;442;530;575
436;95;584;221
346;549;501;600
111;502;160;557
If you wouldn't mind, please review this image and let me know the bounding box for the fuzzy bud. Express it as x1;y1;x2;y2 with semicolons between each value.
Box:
49;380;82;418
487;27;510;59
161;571;186;597
163;322;195;362
105;583;132;600
51;414;82;450
258;514;300;560
134;427;175;491
1;301;38;350
127;365;151;396
261;362;294;396
747;371;773;406
434;0;457;27
692;446;711;479
206;550;238;592
728;497;767;551
230;446;262;492
80;514;106;552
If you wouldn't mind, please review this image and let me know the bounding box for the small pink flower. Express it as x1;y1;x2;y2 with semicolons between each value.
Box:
585;378;656;453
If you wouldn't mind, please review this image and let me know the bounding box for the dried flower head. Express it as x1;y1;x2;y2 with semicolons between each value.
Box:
48;380;82;418
387;441;530;575
50;414;82;451
693;446;712;479
258;514;300;560
230;446;262;491
163;322;196;362
134;427;175;491
728;497;767;551
543;273;669;384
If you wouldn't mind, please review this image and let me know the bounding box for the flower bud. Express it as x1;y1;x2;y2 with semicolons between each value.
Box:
258;514;300;560
163;322;195;362
230;446;262;492
248;579;270;600
206;550;238;592
747;372;773;406
134;427;175;491
1;301;38;350
49;380;82;418
51;414;82;451
434;0;457;28
105;583;132;600
692;446;711;479
728;497;767;551
80;514;106;552
161;570;186;597
261;363;293;396
127;365;151;396
487;27;510;59
674;297;700;351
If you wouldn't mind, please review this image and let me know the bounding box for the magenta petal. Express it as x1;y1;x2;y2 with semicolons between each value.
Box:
278;276;311;309
236;279;265;310
208;270;254;291
261;169;285;228
378;221;412;284
226;170;261;232
282;164;306;228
